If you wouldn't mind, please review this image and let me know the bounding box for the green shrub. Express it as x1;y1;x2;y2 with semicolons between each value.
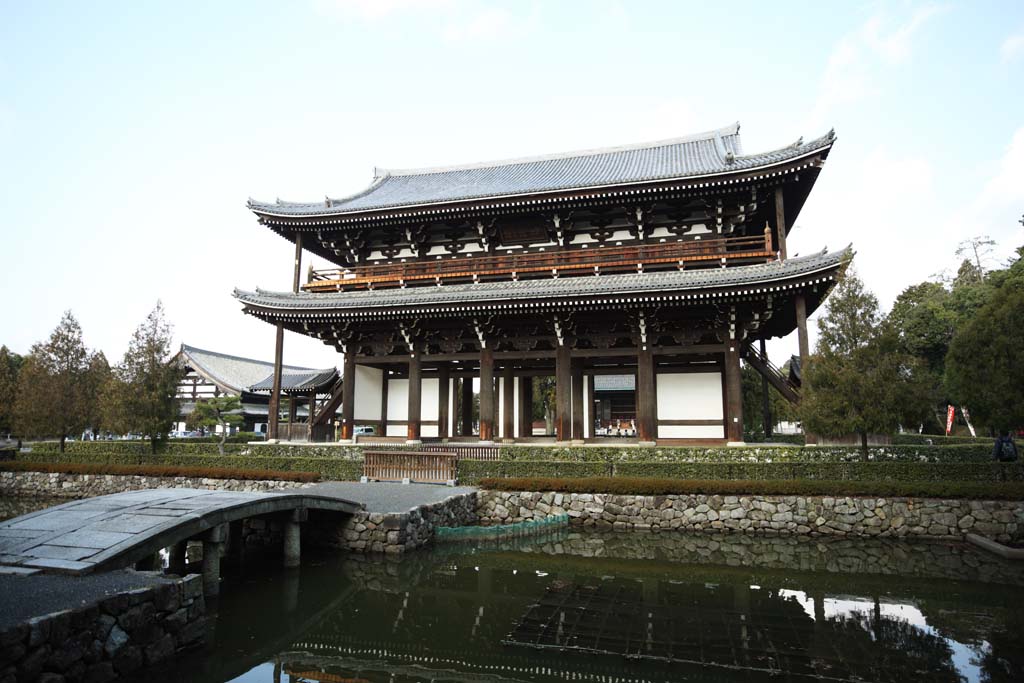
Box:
15;451;363;481
457;460;611;485
743;433;806;445
496;444;993;464
613;461;1022;482
26;440;364;458
478;476;1024;500
892;434;986;446
1;461;319;482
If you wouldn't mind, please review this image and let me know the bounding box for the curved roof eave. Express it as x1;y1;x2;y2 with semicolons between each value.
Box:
233;246;853;314
247;128;835;221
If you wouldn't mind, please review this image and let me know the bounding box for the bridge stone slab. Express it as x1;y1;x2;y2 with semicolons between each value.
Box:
0;487;362;575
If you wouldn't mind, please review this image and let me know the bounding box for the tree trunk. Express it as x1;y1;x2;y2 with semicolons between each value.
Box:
151;436;158;455
218;423;226;456
860;431;869;461
59;434;66;453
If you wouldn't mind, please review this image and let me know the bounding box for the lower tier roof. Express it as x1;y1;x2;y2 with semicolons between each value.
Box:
234;247;851;316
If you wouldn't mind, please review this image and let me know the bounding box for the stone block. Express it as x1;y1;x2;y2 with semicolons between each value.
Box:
143;634;175;665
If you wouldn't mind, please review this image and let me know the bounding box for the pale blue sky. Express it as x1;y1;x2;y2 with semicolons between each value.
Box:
2;1;1022;369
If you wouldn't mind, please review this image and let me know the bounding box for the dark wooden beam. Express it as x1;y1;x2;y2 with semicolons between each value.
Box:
460;377;473;436
774;187;788;261
518;375;533;438
407;350;422;442
636;346;655;443
571;360;584;441
479;347;495;442
340;351;355;440
586;374;595;440
437;363;449;440
724;344;744;442
268;324;284;440
380;370;389;435
292;232;304;294
759;338;772;438
555;345;571;442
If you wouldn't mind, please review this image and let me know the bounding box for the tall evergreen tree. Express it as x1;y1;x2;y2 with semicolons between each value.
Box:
0;346;23;435
800;270;931;458
945;248;1024;432
103;302;183;453
12;313;93;451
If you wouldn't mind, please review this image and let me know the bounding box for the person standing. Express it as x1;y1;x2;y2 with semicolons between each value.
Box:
993;431;1019;462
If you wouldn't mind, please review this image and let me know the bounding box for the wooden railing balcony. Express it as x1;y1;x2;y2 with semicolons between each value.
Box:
304;230;774;293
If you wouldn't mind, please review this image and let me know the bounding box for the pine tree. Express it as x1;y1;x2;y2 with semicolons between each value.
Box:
12;312;93;451
800;270;931;458
0;346;23;435
186;396;243;455
103;302;183;453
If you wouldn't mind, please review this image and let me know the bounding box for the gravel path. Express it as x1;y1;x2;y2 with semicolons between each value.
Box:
306;481;477;513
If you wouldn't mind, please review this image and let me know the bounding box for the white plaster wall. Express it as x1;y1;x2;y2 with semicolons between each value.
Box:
386;379;409;436
496;377;505;438
656;372;724;439
513;377;520;438
353;366;383;421
448;378;456;436
583;376;590;438
422;378;439;421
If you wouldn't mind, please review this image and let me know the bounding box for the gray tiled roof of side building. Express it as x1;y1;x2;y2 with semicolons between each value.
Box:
234;247;852;312
249;368;339;393
247;124;835;217
177;344;336;395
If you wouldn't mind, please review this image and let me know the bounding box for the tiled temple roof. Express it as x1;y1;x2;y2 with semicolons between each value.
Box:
248;124;836;218
235;247;852;314
177;344;336;395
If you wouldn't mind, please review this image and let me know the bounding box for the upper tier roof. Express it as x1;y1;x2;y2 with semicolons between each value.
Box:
248;123;835;218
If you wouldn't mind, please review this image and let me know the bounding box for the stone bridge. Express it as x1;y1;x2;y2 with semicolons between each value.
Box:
0;488;361;592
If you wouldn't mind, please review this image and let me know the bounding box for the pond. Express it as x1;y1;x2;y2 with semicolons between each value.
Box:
144;527;1024;683
5;499;1022;682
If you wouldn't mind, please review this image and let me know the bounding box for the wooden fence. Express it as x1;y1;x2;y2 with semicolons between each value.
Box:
363;451;458;484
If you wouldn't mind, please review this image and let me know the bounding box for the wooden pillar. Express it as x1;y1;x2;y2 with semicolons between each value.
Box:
292;233;304;293
287;395;297;426
437;364;449;440
407;349;422;443
380;370;389;436
268;324;284;440
555;345;571;442
586;374;595;439
636;346;656;444
725;343;744;443
518;375;532;438
794;292;815;444
340;351;355;441
774;187;788;261
502;365;514;440
479;347;494;442
460;377;473;436
571;360;584;441
760;338;772;439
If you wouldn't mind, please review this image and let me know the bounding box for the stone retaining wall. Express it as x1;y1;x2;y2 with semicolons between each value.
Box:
0;573;206;683
0;471;311;499
309;491;478;555
477;491;1024;542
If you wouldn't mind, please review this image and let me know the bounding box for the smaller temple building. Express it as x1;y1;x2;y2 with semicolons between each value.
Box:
173;344;341;440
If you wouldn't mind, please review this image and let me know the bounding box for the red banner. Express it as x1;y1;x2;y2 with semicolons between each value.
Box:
945;405;955;435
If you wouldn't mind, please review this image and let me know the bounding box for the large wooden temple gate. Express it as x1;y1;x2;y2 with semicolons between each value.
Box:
237;123;850;445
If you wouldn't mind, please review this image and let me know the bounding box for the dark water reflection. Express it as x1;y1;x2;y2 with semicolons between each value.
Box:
139;529;1024;683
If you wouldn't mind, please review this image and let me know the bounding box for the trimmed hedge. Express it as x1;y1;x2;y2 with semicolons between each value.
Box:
458;460;1023;485
478;476;1024;500
497;444;994;464
743;434;806;446
892;434;986;446
15;452;363;481
1;461;319;482
26;440;364;459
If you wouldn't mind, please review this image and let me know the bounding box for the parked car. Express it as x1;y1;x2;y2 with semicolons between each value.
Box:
353;425;376;437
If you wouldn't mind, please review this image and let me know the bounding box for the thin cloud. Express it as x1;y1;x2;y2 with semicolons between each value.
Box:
443;7;514;42
313;0;454;21
806;5;946;131
1001;31;1024;63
